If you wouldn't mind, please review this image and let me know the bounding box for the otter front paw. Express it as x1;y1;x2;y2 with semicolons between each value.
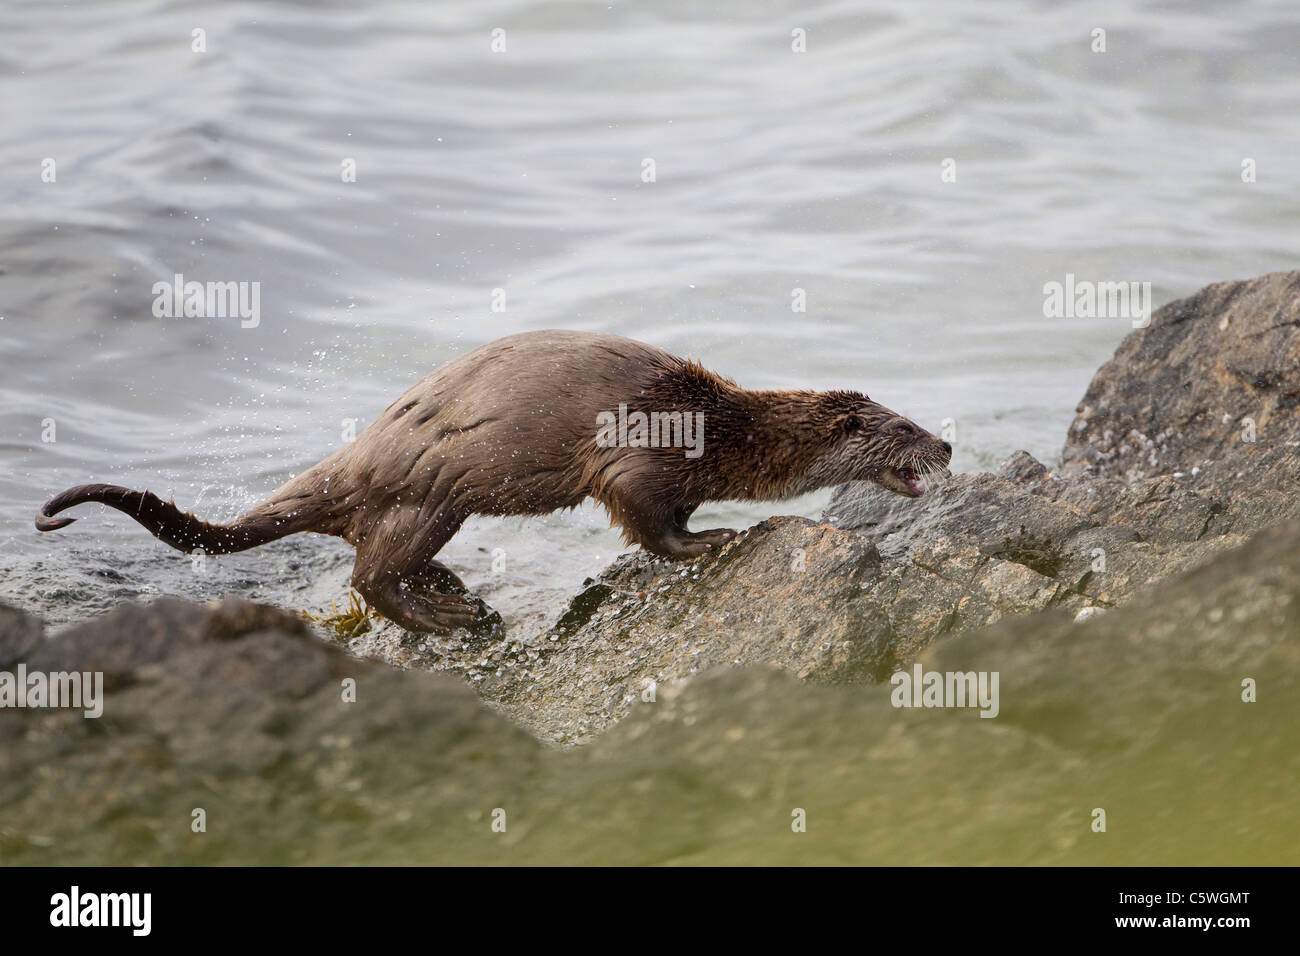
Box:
654;527;737;559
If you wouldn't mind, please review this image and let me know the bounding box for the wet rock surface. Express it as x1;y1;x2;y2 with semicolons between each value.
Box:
2;271;1298;863
1;520;1296;864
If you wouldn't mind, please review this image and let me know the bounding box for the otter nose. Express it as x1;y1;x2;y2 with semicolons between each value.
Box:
942;441;952;454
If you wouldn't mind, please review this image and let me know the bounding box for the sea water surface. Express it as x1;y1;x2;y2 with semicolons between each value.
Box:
2;0;1298;629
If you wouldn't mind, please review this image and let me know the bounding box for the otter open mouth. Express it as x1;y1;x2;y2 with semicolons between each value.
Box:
895;466;925;497
878;465;927;498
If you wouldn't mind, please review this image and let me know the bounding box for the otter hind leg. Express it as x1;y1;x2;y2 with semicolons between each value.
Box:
349;508;498;635
353;560;479;634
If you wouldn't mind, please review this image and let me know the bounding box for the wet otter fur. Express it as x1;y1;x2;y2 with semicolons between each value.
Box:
37;330;951;632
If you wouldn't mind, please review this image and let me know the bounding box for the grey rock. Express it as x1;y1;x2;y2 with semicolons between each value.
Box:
0;604;44;669
1;520;1296;864
1061;270;1300;482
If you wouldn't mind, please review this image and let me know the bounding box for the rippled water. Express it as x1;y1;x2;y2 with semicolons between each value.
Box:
3;0;1298;627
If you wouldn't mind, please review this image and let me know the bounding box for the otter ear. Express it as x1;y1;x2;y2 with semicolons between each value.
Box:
843;415;866;434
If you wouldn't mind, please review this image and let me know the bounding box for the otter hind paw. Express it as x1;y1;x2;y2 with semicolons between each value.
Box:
378;584;500;636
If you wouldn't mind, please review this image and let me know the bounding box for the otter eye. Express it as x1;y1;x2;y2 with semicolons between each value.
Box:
896;423;915;438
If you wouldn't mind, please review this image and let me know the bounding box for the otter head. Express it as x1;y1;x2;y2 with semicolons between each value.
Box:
815;391;952;498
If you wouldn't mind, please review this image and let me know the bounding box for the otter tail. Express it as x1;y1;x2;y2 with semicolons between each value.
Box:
36;483;317;555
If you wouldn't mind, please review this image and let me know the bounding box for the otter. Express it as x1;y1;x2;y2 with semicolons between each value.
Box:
36;330;951;632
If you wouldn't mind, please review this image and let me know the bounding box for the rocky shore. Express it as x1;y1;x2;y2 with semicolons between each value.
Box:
2;271;1298;864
